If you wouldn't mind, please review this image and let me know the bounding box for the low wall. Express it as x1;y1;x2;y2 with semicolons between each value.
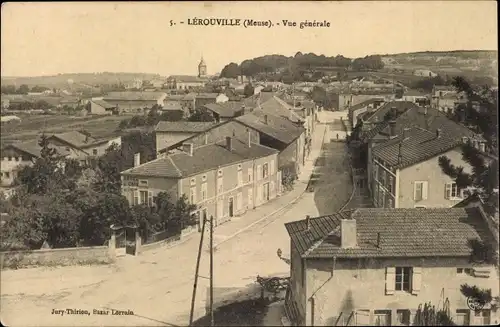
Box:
140;234;182;253
1;245;114;270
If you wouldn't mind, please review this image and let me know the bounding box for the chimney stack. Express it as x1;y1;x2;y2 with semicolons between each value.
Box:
133;153;141;167
341;218;357;249
247;128;251;147
436;129;442;139
264;114;268;125
389;120;397;137
305;215;311;230
403;127;410;139
226;136;233;151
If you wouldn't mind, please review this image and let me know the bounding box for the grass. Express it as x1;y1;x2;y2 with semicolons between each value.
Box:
192;297;273;327
1;114;130;146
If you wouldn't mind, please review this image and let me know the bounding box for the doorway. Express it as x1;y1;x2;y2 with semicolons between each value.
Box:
228;197;234;217
263;183;270;202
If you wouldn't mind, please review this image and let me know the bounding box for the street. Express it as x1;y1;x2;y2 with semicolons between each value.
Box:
1;116;353;327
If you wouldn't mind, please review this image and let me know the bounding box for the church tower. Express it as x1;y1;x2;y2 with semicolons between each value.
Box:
198;56;207;78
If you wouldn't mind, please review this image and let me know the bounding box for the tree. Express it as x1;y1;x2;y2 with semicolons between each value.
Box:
220;62;242;79
438;76;498;200
413;302;455;326
31;85;50;93
93;143;126;194
1;85;17;94
17;84;30;94
188;108;214;122
243;83;255;98
159;110;184;122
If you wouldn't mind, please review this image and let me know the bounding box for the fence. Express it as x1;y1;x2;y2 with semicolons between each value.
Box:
139;224;197;253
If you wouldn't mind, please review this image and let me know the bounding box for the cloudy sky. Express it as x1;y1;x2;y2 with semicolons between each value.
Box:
1;1;497;77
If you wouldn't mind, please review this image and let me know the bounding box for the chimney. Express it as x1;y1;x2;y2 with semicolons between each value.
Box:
397;143;403;164
389;120;397;137
305;215;311;230
247;128;251;147
341;218;357;248
226;136;233;151
403;127;410;139
133;153;140;167
183;143;194;156
436;129;442;139
264;114;269;125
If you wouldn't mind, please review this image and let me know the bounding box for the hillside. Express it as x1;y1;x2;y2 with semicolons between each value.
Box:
0;72;162;88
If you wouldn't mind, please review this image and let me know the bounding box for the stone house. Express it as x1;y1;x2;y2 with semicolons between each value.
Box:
102;91;167;113
121;137;280;227
154;121;217;154
284;207;499;326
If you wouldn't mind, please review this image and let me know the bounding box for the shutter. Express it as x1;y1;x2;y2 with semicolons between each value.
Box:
385;267;396;295
411;267;422;295
270;160;275;174
257;165;262;181
422;181;428;200
445;183;451;199
473;267;491;278
237;192;242;211
134;190;139;205
148;191;153;207
413;183;418;201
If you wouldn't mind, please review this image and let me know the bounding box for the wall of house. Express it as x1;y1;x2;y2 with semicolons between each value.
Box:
279;140;299;171
104;99;159;111
398;148;473;208
156;132;196;153
0;148;34;186
253;153;279;208
290;240;307;326
179;121;260;149
90;102;112;115
45;138;91;160
83;138;121;157
121;175;179;205
195;97;217;110
304;256;499;326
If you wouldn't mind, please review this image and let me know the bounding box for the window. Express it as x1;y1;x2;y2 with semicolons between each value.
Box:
237;164;242;171
237;170;243;186
5;172;10;179
380;169;386;186
455;309;470;326
217;177;223;194
190;187;197;204
201;183;207;201
218;169;223;177
396;310;411;326
139;190;148;205
445;182;462;199
270;160;275;174
456;268;473;275
474;310;491;325
263;163;269;178
248;168;253;182
387;198;394;208
139;180;148;186
395;267;411;292
414;181;428;201
190;178;196;186
202;175;207;182
92;149;98;156
257;165;262;181
374;310;391;326
133;191;139;205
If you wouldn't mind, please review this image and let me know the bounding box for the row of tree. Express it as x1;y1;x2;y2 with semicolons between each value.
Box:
0;131;195;250
1;84;52;95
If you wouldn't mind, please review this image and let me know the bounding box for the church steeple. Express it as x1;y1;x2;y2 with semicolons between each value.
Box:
198;56;207;78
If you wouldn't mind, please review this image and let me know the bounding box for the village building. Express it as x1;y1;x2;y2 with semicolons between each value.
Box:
102;91;167;113
194;93;229;110
121;137;280;228
154;121;217;154
88;99;118;115
284;207;499;326
203;101;246;122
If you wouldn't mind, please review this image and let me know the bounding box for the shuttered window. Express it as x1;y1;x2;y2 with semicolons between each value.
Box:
385;267;396;295
395;267;411;292
411;267;422;294
414;181;428;201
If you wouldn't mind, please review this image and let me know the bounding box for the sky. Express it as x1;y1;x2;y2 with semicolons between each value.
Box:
1;1;498;77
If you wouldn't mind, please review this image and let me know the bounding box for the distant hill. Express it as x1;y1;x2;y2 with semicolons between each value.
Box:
0;72;162;88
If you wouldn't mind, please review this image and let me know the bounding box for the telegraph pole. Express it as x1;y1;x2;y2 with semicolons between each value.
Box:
189;217;207;326
209;215;214;327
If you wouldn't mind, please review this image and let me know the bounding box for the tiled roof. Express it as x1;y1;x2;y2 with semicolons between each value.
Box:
162;100;183;111
166;95;186;101
92;99;116;109
3;140;71;158
49;131;98;149
154;121;216;133
372;127;462;169
122;138;278;178
258;96;304;123
103;92;166;101
363;101;419;123
286;208;496;259
204;101;244;117
360;122;389;141
195;93;220;99
236;111;305;145
348;98;384;115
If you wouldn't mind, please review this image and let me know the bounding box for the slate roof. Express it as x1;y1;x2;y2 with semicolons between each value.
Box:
103;92;166;101
92;99;116;109
258;96;304;123
154;121;216;133
204;101;244;118
3;140;71;158
285;208;496;259
371;127;462;169
363;101;419;123
236;111;305;145
122;138;278;178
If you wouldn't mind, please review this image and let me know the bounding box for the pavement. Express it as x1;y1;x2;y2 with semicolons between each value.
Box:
1;119;353;327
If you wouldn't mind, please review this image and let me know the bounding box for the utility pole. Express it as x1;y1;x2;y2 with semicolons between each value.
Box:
209;215;214;327
189;217;207;326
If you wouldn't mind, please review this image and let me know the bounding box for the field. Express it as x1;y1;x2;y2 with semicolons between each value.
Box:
1;114;131;146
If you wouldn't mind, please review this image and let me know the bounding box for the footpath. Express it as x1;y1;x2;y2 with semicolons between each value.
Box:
209;123;327;248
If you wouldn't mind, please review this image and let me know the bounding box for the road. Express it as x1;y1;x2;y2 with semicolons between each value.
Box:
1;114;352;327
